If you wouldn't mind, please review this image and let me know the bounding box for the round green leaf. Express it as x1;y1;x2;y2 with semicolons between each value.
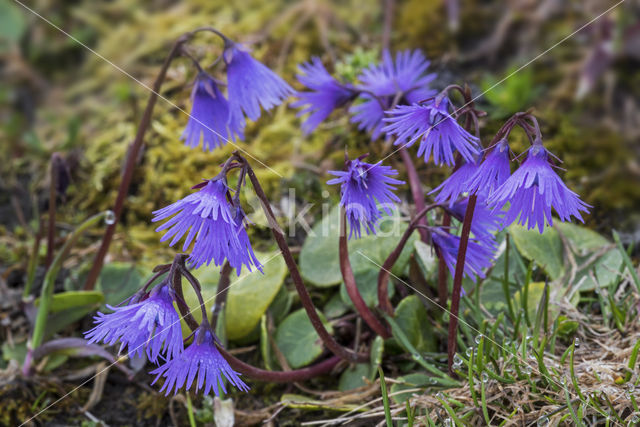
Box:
275;308;333;369
339;268;394;308
393;295;436;353
339;364;371;391
509;224;564;280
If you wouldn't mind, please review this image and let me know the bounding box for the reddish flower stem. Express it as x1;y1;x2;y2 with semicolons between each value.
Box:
237;154;368;363
212;261;232;330
339;209;391;338
447;194;477;374
83;36;191;291
437;213;451;306
378;203;439;315
399;147;429;243
217;345;341;382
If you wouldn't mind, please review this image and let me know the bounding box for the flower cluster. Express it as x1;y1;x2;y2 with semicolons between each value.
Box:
152;178;262;273
182;41;292;151
85;283;248;396
328;155;404;239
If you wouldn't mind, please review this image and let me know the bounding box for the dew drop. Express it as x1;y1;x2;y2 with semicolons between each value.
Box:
453;354;463;367
631;415;640;424
481;372;489;382
537;415;549;426
444;418;452;427
574;337;581;348
105;210;116;225
475;334;483;345
436;391;445;399
466;348;473;357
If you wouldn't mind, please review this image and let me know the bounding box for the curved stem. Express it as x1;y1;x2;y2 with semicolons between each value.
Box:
378;203;439;315
447;193;477;375
83;35;192;291
212;261;232;330
236;153;368;363
217;345;341;382
180;266;210;325
339;209;391;338
169;255;200;332
399;147;428;242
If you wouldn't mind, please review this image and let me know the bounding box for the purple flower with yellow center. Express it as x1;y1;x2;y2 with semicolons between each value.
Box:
430;160;479;205
224;43;293;126
467;138;511;196
181;72;243;152
350;50;436;139
152;179;262;273
487;141;590;233
84;285;183;363
431;227;494;282
327;156;404;239
383;98;481;166
151;326;248;396
292;58;356;134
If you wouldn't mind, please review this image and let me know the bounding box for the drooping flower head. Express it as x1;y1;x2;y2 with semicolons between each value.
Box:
181;72;243;152
448;197;503;249
487;141;590;233
224;43;293;126
383;98;481;166
349;50;436;139
151;326;248;396
327;155;404;239
152;178;262;274
430;160;479;205
431;227;494;282
84;284;183;363
467;138;511;196
292;58;356;134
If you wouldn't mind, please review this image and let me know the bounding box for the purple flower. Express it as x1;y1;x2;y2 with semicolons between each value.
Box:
430;160;479;205
383;99;481;166
292;58;356;134
152;179;262;273
85;285;183;363
487;142;590;233
327;157;404;239
224;43;293;125
448;197;502;248
431;228;494;282
349;50;436;139
467;139;511;196
181;73;243;151
151;326;248;396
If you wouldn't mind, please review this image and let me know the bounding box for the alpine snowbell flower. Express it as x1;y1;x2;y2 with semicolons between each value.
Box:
431;228;494;282
292;58;356;134
152;179;262;273
467;138;511;196
327;156;404;239
488;141;590;233
151;326;248;396
181;73;243;151
85;285;183;363
383;99;481;166
224;43;293;126
430;160;479;205
350;50;436;139
449;197;502;249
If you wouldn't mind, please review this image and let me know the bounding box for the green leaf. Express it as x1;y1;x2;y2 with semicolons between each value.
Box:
339;268;394;308
0;0;26;46
393;295;437;353
390;373;432;404
324;292;349;318
275;308;333;369
299;206;416;287
225;251;287;340
369;335;384;380
339;364;372;391
97;262;145;307
481;235;527;313
509;224;564;280
414;240;438;279
267;285;293;325
35;290;104;313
